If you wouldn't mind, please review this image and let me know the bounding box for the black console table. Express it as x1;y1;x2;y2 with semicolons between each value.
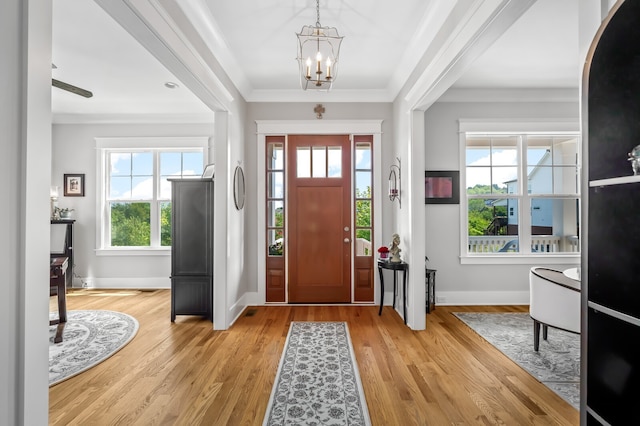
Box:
377;259;409;324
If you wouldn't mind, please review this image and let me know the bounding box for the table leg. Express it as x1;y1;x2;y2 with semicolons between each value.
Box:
57;276;67;323
392;271;397;309
50;271;67;344
378;266;384;316
403;270;407;325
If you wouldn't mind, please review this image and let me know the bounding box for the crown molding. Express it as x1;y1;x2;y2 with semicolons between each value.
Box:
439;87;579;103
52;112;215;124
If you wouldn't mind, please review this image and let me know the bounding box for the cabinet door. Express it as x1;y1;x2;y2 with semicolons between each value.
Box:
171;181;213;276
171;276;212;321
587;307;640;424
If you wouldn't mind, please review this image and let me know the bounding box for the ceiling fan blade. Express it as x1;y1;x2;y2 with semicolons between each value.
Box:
52;78;93;98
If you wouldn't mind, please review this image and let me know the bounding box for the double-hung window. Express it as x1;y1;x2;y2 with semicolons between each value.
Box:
97;137;208;252
461;124;580;259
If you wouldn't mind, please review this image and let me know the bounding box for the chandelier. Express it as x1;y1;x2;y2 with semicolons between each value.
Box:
296;0;344;91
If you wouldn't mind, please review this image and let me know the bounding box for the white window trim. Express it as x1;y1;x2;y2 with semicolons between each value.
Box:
95;136;209;256
458;119;581;265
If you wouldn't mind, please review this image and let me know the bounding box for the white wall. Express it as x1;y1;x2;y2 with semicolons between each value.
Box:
52;122;215;289
424;100;581;305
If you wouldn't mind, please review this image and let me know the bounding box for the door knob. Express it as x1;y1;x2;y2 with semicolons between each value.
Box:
344;238;350;243
344;226;349;232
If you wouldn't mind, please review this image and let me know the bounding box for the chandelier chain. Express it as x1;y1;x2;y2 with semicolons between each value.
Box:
315;0;321;27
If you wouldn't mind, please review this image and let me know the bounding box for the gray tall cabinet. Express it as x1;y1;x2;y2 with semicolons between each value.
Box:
582;1;640;424
169;178;214;322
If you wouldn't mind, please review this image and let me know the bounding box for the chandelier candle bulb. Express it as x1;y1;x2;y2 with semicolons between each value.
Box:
326;58;332;78
306;58;311;78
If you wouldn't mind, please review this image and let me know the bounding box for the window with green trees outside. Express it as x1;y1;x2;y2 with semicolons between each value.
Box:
107;149;203;248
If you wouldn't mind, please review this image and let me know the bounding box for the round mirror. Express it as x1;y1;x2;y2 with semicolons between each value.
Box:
233;166;245;210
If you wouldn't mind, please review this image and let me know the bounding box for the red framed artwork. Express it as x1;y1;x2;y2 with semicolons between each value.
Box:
425;170;459;204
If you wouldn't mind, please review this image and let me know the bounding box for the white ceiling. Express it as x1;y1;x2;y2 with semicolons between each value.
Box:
51;0;579;120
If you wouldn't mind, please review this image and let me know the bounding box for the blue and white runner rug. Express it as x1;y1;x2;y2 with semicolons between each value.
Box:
263;322;371;425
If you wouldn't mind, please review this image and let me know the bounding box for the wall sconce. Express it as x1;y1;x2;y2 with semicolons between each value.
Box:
388;157;401;208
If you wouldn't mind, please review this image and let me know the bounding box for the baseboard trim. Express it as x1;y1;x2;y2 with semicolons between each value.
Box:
74;276;170;289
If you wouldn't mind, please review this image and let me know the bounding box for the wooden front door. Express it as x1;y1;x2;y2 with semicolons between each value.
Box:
288;135;351;303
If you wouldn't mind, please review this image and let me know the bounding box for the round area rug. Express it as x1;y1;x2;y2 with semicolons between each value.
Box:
49;310;139;386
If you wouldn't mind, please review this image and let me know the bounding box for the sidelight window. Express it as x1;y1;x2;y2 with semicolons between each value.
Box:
354;137;372;257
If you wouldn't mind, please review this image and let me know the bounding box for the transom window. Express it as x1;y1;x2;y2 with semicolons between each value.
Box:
464;132;580;256
296;146;342;178
97;137;208;251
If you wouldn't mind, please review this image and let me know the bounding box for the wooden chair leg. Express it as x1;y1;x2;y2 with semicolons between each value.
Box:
53;322;65;344
533;320;541;351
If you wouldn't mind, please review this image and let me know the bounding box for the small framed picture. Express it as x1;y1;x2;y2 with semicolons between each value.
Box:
425;170;459;204
202;164;215;179
63;173;85;197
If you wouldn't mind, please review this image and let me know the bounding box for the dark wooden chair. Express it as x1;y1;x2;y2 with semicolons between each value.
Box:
50;256;68;344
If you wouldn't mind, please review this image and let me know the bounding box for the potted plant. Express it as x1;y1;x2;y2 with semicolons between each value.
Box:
377;246;389;259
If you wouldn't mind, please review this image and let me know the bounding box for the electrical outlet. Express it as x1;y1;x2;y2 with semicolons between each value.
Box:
436;296;446;303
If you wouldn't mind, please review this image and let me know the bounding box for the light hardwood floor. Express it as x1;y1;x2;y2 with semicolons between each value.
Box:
49;289;579;425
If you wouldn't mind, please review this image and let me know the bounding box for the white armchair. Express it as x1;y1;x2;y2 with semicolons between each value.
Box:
529;267;581;351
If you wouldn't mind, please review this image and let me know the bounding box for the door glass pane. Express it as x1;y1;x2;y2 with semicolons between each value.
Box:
356;200;371;227
268;143;284;170
327;147;341;177
355;143;371;169
355;171;371;198
268;229;284;256
267;201;284;227
355;229;372;256
297;147;310;178
312;146;326;178
268;171;284;198
530;198;580;253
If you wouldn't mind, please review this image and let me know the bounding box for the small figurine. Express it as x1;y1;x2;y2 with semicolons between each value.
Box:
389;233;402;263
628;144;640;175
